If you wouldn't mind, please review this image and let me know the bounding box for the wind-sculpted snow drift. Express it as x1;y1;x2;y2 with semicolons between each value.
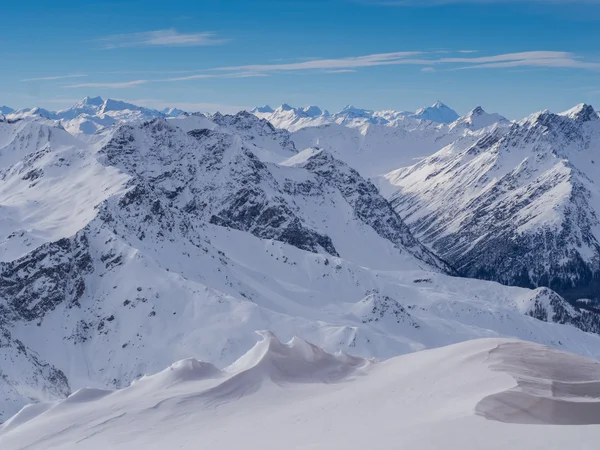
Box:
2;97;600;435
476;341;600;425
2;335;600;450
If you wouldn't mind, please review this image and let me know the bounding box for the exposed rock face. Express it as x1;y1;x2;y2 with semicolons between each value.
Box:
2;104;600;424
388;104;600;304
288;148;452;272
0;234;92;322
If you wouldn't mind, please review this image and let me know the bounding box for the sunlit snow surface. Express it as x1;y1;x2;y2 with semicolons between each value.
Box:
2;334;600;450
2;99;600;447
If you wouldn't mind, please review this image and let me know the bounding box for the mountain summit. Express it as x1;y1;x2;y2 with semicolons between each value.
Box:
412;101;460;124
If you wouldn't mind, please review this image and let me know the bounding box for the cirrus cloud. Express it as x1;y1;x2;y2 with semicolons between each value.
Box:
214;50;600;72
63;80;149;89
97;29;228;49
22;74;87;82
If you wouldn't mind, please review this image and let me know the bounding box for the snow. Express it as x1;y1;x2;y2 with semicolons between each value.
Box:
4;97;188;136
3;97;600;444
0;120;129;261
2;336;600;449
412;100;460;123
449;106;510;131
385;104;600;280
252;102;463;131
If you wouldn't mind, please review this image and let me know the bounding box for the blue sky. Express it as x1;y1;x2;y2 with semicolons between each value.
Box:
2;0;600;118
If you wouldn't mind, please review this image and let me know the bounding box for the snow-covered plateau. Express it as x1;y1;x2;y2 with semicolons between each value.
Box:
1;97;600;448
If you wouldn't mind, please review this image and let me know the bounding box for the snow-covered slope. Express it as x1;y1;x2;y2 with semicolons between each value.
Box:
387;103;600;303
291;116;506;179
250;102;511;179
2;336;600;450
4;99;600;431
2;108;600;423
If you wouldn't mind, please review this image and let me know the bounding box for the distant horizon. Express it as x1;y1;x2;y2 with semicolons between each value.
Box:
3;94;599;122
3;0;600;119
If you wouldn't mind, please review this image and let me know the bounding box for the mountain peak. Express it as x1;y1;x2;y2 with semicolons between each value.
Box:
413;101;459;124
279;103;294;112
161;107;186;117
560;103;597;123
302;105;323;117
251;105;274;114
78;96;104;107
338;105;373;118
470;106;486;116
0;105;14;115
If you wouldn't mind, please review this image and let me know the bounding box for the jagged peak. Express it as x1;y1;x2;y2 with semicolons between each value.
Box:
416;101;449;113
340;104;367;113
250;105;274;114
559;103;597;122
412;101;459;123
336;105;374;118
470;106;486;116
75;96;104;108
302;105;323;117
161;107;186;117
278;103;294;112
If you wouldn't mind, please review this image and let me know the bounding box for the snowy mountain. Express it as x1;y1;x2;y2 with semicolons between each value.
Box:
2;336;600;449
4;97;184;136
0;106;14;116
412;100;460;123
250;102;509;178
449;106;510;131
387;103;600;304
2;107;600;423
250;105;274;114
252;103;332;131
252;102;461;131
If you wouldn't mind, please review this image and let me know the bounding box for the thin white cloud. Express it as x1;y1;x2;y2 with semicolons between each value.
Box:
215;50;600;73
48;50;600;92
441;51;600;70
216;52;426;72
22;74;87;82
63;80;149;89
60;72;265;88
97;28;227;49
163;72;267;81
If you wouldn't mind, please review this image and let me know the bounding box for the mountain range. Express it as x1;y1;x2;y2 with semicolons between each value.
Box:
387;103;600;304
1;97;600;439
